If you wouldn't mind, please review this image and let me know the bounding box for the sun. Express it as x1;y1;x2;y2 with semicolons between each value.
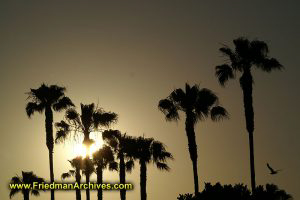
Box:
72;133;104;158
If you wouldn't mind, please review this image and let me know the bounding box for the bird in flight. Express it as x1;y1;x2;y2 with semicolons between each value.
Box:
267;163;282;175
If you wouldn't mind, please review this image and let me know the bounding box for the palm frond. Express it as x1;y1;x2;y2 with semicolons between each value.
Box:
82;158;94;177
152;141;173;163
233;37;250;59
49;85;66;101
10;176;21;184
80;103;94;130
9;188;20;199
93;145;114;163
53;96;74;111
55;129;70;144
102;129;121;141
109;161;119;171
93;111;118;128
215;64;235;86
69;170;76;176
257;58;283;72
250;40;269;58
31;189;40;196
55;120;70;130
9;175;21;198
25;102;45;117
210;106;229;121
65;108;80;121
195;88;218;117
170;88;185;106
55;120;71;143
156;162;170;171
125;160;134;172
158;99;179;121
219;46;237;65
69;156;84;169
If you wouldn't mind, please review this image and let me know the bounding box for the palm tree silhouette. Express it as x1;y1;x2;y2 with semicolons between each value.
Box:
9;171;45;200
158;83;228;194
93;145;118;200
25;84;74;200
61;156;84;200
102;129;135;200
215;37;283;191
55;103;118;200
132;136;173;200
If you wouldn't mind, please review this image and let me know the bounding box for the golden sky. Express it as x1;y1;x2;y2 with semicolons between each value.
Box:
0;1;299;200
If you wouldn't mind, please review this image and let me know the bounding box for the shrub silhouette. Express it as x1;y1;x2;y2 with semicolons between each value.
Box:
177;182;292;200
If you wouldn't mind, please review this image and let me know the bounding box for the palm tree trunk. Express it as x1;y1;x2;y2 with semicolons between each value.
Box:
119;152;126;200
45;106;55;200
75;187;81;200
75;169;81;200
23;191;30;200
240;69;256;192
185;113;199;195
140;160;147;200
97;166;103;200
85;150;91;200
86;174;90;200
84;134;91;200
48;151;55;200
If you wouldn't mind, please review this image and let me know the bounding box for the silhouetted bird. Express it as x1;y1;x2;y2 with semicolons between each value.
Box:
267;163;282;175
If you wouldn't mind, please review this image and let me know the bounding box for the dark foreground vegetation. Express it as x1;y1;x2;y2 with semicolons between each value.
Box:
177;183;292;200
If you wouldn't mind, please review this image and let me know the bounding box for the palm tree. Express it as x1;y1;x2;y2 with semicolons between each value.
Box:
93;145;118;200
158;83;228;194
61;156;84;200
9;171;45;200
132;136;173;200
25;83;74;200
215;37;282;191
55;103;118;200
102;129;135;200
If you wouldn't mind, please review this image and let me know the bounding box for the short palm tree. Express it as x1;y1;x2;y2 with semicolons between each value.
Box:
215;37;282;191
61;156;84;200
132;136;173;200
9;171;45;200
158;83;228;194
25;83;74;200
102;129;135;200
93;145;118;200
55;103;118;200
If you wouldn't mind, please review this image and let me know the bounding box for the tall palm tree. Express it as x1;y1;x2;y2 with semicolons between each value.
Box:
215;37;282;191
9;171;45;200
25;83;74;200
93;145;118;200
158;83;228;194
132;136;173;200
55;103;118;200
61;156;84;200
102;129;135;200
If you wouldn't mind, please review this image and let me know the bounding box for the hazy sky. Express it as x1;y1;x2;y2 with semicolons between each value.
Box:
0;1;299;200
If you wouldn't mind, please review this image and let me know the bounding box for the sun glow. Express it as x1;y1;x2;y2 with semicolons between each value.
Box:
72;133;104;158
